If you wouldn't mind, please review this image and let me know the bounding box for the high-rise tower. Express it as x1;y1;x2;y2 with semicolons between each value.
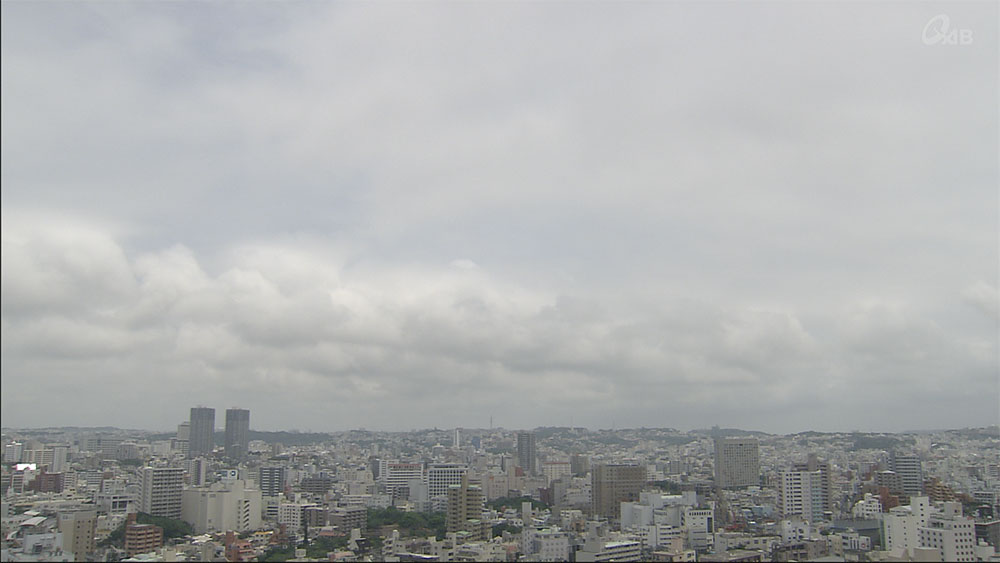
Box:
189;407;215;458
714;437;760;488
517;431;537;475
890;452;924;499
258;466;286;498
225;408;250;461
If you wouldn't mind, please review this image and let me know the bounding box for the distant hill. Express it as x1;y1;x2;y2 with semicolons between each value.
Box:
690;427;771;437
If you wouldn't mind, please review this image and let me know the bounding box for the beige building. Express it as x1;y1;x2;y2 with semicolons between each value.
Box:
330;505;367;532
58;509;97;560
124;514;164;557
181;479;262;533
543;461;572;485
446;474;488;542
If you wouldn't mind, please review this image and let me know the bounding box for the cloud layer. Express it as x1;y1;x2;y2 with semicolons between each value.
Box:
2;215;995;432
2;2;997;432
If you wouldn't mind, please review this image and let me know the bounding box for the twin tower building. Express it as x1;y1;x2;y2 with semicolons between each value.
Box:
183;407;250;460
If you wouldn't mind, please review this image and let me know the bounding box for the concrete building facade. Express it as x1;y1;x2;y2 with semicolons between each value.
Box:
714;438;760;489
591;463;646;522
139;466;184;519
189;407;215;458
224;408;250;461
181;479;262;534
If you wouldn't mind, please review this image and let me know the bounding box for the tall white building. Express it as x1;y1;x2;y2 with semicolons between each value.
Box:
278;502;319;533
427;463;468;499
683;507;715;551
49;445;68;473
381;462;424;499
139;467;184;519
259;466;286;498
181;479;262;534
882;497;928;552
881;498;976;562
918;510;976;562
3;442;23;463
186;458;208;487
890;452;924;499
852;493;883;519
174;423;190;456
779;469;826;522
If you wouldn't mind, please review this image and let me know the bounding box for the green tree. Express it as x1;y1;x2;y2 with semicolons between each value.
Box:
305;536;350;558
366;508;447;538
258;545;294;562
487;496;548;511
651;480;683;494
491;523;522;537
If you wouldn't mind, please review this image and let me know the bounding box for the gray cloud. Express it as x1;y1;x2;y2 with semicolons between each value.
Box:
1;2;996;432
2;217;995;432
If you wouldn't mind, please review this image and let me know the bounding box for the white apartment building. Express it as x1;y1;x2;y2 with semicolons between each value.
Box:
138;467;183;519
878;497;979;561
683;507;714;551
882;496;930;552
632;524;682;550
3;442;24;463
258;466;286;498
49;445;68;472
917;503;977;562
381;462;424;499
181;479;262;534
406;478;431;512
779;469;826;522
852;493;882;519
521;527;570;562
620;491;699;528
278;502;319;532
780;516;811;544
427;463;467;499
576;539;643;562
94;492;133;515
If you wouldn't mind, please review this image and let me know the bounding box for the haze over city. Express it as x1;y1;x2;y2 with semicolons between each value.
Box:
2;2;998;434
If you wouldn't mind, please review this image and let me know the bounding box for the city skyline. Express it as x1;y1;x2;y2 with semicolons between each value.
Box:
2;422;997;438
3;409;997;561
1;2;997;434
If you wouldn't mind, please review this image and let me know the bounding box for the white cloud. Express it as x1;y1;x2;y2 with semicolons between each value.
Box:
1;218;995;431
963;281;1000;320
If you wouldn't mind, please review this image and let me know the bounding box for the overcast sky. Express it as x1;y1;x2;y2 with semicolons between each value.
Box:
2;2;997;434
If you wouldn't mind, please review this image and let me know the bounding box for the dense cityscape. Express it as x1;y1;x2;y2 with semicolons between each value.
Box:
1;411;998;562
